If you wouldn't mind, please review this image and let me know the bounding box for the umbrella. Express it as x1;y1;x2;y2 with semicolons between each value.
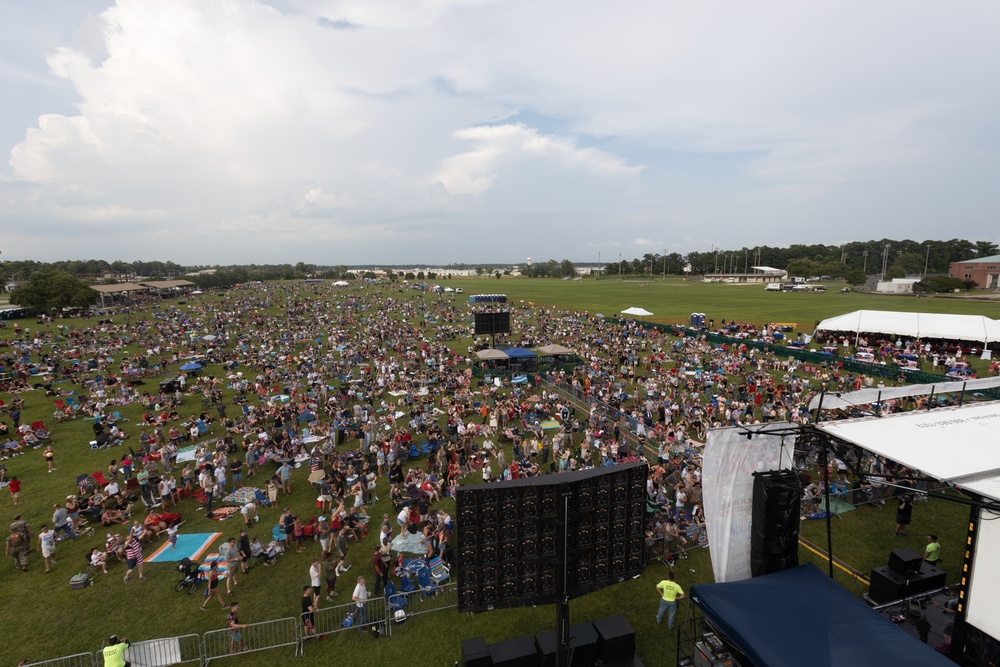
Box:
333;281;349;286
202;334;217;341
594;313;605;318
179;362;202;371
191;290;203;295
476;349;509;360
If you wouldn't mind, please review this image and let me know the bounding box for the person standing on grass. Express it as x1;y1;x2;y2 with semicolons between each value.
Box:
371;544;389;595
309;558;323;598
334;527;352;575
53;503;78;541
655;571;685;630
351;576;368;630
895;494;913;536
322;554;339;601
9;476;21;505
226;602;248;653
924;534;942;566
37;524;56;572
219;537;240;594
123;533;145;583
43;445;55;472
201;561;227;611
6;525;30;571
301;586;324;641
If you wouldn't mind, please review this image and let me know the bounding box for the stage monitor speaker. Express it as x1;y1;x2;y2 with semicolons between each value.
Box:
489;635;538;667
888;548;922;575
462;636;493;667
750;470;801;577
868;563;947;604
535;623;599;667
593;614;636;666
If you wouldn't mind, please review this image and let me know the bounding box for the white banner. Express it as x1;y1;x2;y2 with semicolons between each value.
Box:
702;424;793;583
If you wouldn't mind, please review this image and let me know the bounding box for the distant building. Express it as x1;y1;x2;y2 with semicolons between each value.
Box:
702;265;787;284
949;255;1000;290
876;278;920;294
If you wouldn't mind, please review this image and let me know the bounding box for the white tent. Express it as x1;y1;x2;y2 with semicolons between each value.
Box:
332;281;350;286
621;307;653;317
815;309;1000;343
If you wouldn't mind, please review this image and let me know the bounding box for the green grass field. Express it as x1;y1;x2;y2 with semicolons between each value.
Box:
0;278;983;666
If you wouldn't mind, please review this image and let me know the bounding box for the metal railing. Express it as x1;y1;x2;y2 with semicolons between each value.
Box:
127;634;203;667
202;617;300;663
387;581;459;619
20;653;96;667
304;596;391;645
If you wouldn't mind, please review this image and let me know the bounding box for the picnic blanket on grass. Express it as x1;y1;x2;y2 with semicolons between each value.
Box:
146;532;222;563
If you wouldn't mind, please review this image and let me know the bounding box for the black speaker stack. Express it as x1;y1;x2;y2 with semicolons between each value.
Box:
750;470;801;577
456;462;648;613
461;615;640;667
868;548;946;604
474;311;512;336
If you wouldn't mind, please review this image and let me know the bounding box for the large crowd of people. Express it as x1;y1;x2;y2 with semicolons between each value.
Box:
0;279;981;655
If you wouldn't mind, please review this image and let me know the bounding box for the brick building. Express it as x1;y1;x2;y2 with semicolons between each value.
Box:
949;254;1000;290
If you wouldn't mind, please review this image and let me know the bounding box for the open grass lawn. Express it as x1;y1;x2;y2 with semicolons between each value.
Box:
0;279;984;666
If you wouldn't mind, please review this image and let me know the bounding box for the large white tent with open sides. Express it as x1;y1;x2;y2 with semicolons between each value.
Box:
815;310;1000;344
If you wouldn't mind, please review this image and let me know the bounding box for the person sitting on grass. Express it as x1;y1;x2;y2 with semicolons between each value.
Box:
102;507;128;526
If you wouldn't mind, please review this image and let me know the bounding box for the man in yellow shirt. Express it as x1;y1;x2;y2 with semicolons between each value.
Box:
102;635;130;667
656;571;685;629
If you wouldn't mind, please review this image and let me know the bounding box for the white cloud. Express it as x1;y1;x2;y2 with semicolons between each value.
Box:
1;0;999;262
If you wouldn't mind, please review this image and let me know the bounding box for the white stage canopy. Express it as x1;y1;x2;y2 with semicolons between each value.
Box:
816;401;1000;502
815;310;1000;344
808;376;1000;412
621;307;653;317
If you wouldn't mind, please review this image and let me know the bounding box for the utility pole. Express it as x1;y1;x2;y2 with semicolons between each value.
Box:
663;248;667;278
862;249;869;275
924;244;931;277
619;252;622;281
598;251;601;280
881;244;890;280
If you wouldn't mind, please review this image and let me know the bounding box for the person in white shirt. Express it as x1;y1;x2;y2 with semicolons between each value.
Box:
351;576;368;629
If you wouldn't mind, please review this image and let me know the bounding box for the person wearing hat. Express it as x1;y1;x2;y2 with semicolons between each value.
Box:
6;523;30;571
102;635;130;667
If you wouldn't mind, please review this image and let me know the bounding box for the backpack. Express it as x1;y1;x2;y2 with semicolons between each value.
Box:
8;533;25;549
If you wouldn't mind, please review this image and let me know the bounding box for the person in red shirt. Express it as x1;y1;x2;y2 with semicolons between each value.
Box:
371;544;389;595
8;476;21;505
509;461;520;480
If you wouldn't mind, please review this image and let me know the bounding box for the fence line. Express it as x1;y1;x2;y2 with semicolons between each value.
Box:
304;596;390;646
388;582;459;619
21;653;95;667
202;617;300;664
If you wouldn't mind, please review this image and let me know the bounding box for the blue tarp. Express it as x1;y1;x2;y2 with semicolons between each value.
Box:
504;347;536;359
691;565;953;667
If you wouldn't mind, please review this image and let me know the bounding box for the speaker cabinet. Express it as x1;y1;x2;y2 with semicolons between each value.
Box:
888;548;922;575
462;637;492;667
750;470;801;577
593;615;636;666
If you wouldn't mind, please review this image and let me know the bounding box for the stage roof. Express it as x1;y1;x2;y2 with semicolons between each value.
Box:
807;376;1000;412
140;280;196;289
815;309;1000;343
89;283;148;293
816;401;1000;502
691;564;954;667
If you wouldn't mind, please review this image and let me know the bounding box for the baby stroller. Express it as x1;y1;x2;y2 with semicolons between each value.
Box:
175;557;202;594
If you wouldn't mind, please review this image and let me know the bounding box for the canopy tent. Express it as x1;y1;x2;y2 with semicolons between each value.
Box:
476;349;509;360
815;310;1000;344
620;307;653;317
504;348;537;359
815;401;1000;502
808;376;1000;412
332;281;350;286
535;344;574;355
691;564;953;667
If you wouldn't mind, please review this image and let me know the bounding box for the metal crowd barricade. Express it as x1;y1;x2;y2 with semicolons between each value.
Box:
387;582;458;619
21;653;95;667
305;596;391;645
126;634;203;667
202;617;300;663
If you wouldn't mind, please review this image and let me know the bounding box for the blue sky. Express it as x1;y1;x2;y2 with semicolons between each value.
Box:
1;0;998;265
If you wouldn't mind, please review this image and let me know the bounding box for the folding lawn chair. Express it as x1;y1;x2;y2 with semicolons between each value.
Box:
92;470;109;486
384;581;408;613
429;556;450;584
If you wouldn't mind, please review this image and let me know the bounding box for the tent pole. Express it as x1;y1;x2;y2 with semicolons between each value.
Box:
959;381;966;406
821;433;834;579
